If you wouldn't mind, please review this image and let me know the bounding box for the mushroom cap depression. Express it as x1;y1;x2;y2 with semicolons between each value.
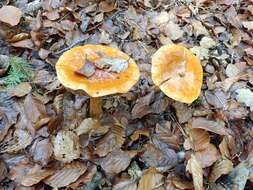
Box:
152;44;203;103
56;44;140;97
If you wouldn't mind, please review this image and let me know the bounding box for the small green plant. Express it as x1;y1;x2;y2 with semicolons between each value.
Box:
1;57;32;87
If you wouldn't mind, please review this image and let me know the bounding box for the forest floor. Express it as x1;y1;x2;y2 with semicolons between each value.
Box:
0;0;253;190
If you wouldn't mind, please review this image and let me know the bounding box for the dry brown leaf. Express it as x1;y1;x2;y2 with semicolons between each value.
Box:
100;149;135;175
69;164;97;189
43;10;60;21
130;129;150;141
8;82;32;97
191;19;209;36
195;143;220;168
44;161;87;188
140;143;177;171
172;176;193;189
191;117;230;136
209;158;233;183
29;138;53;166
52;130;80;163
138;167;165;190
10;163;53;186
185;128;210;151
0;6;22;26
113;177;137;190
6;33;30;43
173;102;193;124
94;123;125;157
10;39;34;49
0;129;32;153
99;1;117;13
219;137;231;159
186;154;203;190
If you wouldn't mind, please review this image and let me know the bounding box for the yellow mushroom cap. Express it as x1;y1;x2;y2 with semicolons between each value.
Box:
56;44;140;97
151;44;203;103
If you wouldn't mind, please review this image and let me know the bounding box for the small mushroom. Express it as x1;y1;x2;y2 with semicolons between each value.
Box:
56;44;140;117
151;44;203;103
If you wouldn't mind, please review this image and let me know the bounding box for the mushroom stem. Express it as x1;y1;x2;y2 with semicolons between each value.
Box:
89;97;102;118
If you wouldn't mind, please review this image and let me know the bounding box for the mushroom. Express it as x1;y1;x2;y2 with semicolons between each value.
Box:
151;44;203;103
56;44;140;118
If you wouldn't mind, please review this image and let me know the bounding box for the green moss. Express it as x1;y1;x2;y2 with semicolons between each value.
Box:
1;57;32;87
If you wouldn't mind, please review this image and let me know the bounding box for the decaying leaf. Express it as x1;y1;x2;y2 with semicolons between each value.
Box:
100;149;135;175
52;130;80;162
0;129;32;153
186;154;203;190
8;82;32;97
137;167;165;190
94;123;125;157
75;57;95;78
191;117;230;136
195;143;220;168
10;163;54;186
44;161;87;188
0;6;22;26
209;158;233;183
236;88;253;111
75;118;99;136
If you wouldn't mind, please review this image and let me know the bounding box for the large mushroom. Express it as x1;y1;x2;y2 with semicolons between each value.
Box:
56;44;140;117
151;44;203;103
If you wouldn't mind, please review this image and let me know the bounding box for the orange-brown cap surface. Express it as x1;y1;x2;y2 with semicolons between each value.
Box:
152;44;203;103
56;45;140;97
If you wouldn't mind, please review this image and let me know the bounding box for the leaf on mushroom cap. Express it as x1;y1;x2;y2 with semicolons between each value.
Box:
151;44;203;103
55;44;140;97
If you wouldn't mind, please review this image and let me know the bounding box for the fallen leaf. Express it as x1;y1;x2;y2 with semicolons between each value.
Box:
52;130;81;163
113;177;137;190
190;46;209;60
191;19;209;36
163;21;184;41
75;118;99;136
10;39;34;49
173;102;193;124
0;129;32;153
0;160;7;182
8;82;32;97
43;10;60;21
10;163;53;186
225;6;241;28
242;21;253;31
140;143;177;171
0;6;22;26
191;117;230;136
219;137;231;158
236;88;253;111
195;143;220;168
29;138;53;166
200;36;216;49
205;90;228;109
100;149;135;175
137;167;165;190
94;57;129;73
185;128;210;151
44;161;87;188
186;154;203;190
94;122;125;157
172;176;193;189
209;158;233;183
69;164;97;189
0;54;9;76
99;1;116;13
75;57;95;78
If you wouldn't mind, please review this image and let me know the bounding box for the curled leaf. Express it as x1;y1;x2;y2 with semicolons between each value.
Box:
186;154;203;190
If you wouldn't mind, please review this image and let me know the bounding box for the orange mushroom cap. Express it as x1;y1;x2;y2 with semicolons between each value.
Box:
151;44;203;103
56;45;140;97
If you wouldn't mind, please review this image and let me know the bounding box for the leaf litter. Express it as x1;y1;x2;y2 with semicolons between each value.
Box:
0;0;252;189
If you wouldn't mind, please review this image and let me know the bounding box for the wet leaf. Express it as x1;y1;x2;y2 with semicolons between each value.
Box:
0;6;22;26
0;129;32;153
52;130;81;163
137;167;165;190
44;161;87;188
10;163;53;186
209;158;233;183
186;154;203;190
100;149;135;175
